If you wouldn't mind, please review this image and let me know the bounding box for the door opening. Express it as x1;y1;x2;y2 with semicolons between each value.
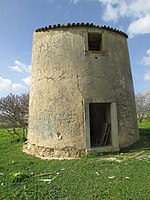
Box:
89;103;111;148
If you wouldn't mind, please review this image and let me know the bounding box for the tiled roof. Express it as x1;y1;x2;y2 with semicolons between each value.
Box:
35;23;128;38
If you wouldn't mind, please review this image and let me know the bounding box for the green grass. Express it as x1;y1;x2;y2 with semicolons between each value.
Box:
0;123;150;200
120;121;150;152
138;120;150;129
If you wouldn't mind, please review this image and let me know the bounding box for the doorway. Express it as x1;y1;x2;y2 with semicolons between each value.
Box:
89;103;111;148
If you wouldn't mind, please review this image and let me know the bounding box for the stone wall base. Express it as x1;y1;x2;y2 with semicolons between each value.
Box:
23;143;86;160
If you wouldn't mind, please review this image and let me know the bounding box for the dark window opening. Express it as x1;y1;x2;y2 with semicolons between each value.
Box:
89;103;111;148
88;33;102;51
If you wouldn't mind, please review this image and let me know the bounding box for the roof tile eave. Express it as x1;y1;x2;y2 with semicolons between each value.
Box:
35;23;128;38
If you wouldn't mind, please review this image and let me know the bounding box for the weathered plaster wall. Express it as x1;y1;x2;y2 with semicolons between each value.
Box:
28;28;86;157
26;27;139;158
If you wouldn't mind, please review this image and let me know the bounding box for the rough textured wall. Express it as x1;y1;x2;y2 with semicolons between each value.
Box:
26;27;139;158
105;32;139;147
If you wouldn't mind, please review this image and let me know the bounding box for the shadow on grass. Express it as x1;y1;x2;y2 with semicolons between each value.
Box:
82;128;150;158
121;128;150;152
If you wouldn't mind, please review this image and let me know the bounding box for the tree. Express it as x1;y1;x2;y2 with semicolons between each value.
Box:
0;93;29;140
135;90;150;122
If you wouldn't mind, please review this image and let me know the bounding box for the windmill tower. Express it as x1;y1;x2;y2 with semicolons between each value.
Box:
25;23;139;159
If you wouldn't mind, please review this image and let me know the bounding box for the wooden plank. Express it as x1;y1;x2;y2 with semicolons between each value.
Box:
101;123;111;146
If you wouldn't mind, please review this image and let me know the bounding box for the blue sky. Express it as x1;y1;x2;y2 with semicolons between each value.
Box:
0;0;150;97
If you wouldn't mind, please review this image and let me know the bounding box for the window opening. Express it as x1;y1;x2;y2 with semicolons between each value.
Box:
89;103;111;148
88;33;102;51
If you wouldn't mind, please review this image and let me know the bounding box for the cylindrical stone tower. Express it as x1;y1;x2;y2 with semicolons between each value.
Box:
25;23;139;159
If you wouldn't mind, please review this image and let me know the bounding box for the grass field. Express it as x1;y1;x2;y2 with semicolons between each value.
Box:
0;121;150;200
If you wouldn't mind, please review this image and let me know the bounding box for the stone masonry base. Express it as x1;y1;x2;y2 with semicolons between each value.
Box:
23;143;86;160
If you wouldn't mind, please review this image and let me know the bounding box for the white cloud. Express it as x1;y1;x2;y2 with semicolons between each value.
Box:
0;77;12;91
141;48;150;66
12;83;26;92
22;76;30;86
0;76;27;95
129;0;150;18
99;0;150;20
9;60;31;73
102;3;118;22
144;71;150;80
98;0;150;37
141;49;150;83
127;14;150;37
99;0;128;22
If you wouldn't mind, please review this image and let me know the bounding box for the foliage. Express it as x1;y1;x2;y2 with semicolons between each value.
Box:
0;93;29;140
0;124;150;199
135;90;150;122
138;120;150;129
